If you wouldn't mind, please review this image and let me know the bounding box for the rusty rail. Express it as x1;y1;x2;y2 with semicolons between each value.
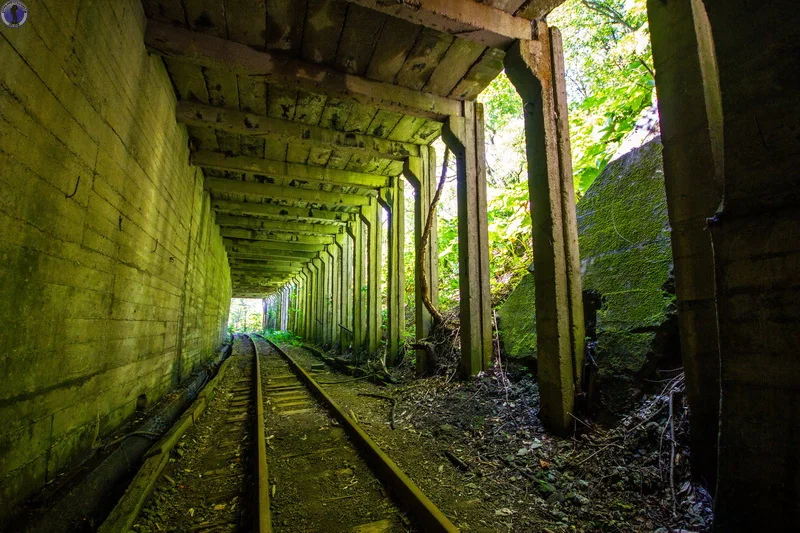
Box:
258;334;460;533
246;334;273;533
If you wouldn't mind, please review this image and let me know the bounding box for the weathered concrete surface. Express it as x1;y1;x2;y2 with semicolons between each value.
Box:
498;139;673;414
647;0;723;489
0;0;231;518
697;1;800;529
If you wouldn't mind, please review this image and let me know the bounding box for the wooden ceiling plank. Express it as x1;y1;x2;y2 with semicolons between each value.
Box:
224;0;266;47
335;4;388;76
224;238;326;253
237;76;268;158
449;47;506;100
264;139;289;161
302;0;349;65
195;151;389;188
216;215;343;235
266;0;309;53
342;103;380;134
142;0;187;26
319;98;355;130
387;115;427;142
205;176;373;207
294;91;328;126
366;109;404;139
515;0;565;19
176;101;419;160
365;17;422;83
228;249;317;259
267;84;299;122
409;121;443;144
286;144;312;165
394;29;454;91
341;0;533;48
212;199;352;223
165;59;219;150
308;146;334;167
145;20;463;121
220;227;335;244
424;39;487;96
325;149;354;171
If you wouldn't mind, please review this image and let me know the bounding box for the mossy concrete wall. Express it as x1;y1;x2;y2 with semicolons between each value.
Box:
0;0;231;518
498;139;672;412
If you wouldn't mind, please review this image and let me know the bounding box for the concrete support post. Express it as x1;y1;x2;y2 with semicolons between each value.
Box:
647;0;723;489
262;298;268;331
299;274;306;337
324;246;336;347
442;101;493;377
334;234;346;352
348;219;366;352
379;178;406;366
343;232;354;351
402;147;440;374
360;200;383;356
505;25;586;434
305;270;312;339
313;257;324;344
319;252;328;346
287;282;296;333
308;261;318;342
284;286;290;330
678;1;797;528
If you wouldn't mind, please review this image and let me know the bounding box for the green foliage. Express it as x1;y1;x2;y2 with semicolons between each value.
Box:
228;298;263;333
401;0;656;316
266;329;303;346
550;0;655;194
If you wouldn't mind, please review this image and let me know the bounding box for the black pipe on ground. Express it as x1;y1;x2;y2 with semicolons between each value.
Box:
20;344;231;533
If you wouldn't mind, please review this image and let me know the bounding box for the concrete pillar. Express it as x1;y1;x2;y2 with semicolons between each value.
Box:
361;200;383;356
348;220;366;352
313;257;324;344
333;235;345;352
302;270;311;339
296;274;305;337
684;1;797;528
648;0;723;488
324;246;336;347
442;101;493;377
403;147;440;373
262;297;268;331
379;178;406;366
505;24;585;434
344;232;354;351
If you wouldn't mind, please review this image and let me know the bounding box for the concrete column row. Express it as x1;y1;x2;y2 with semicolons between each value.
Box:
269;55;585;437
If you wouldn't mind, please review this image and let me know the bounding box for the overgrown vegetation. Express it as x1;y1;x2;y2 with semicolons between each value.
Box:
407;0;656;313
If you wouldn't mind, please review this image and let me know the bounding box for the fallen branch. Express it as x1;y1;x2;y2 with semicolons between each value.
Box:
444;450;470;472
358;393;397;429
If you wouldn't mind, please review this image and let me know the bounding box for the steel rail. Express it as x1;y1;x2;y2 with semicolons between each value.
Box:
245;334;273;533
255;333;460;533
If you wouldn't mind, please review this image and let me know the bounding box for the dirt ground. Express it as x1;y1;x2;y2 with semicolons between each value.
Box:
279;343;712;533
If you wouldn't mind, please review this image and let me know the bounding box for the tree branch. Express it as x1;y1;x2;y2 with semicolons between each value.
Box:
419;148;450;326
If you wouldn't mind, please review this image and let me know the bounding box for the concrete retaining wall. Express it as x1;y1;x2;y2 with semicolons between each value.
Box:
0;0;231;517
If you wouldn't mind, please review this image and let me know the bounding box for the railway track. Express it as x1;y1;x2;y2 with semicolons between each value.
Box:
124;333;265;532
109;333;457;532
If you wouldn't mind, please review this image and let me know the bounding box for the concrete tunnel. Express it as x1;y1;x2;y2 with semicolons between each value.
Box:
0;0;798;531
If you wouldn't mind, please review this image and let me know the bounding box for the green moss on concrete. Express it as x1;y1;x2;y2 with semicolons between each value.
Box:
498;139;673;413
496;272;537;360
582;139;673;413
